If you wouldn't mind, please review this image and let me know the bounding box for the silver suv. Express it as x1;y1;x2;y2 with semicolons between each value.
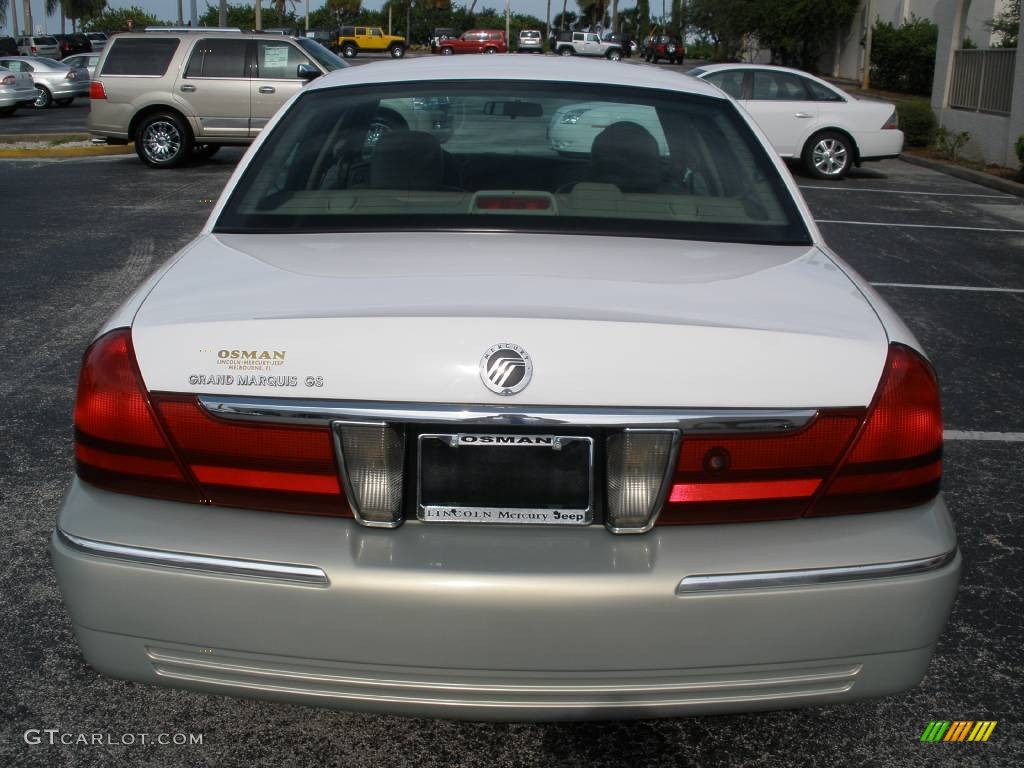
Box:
88;31;347;168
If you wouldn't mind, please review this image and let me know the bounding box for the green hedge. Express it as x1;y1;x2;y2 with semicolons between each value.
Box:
870;16;938;95
897;101;937;147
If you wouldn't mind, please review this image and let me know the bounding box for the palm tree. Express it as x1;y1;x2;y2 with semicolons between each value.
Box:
0;0;18;36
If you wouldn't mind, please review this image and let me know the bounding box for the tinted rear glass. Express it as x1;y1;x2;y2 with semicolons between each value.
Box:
100;38;180;76
185;38;248;78
216;80;809;245
36;37;58;45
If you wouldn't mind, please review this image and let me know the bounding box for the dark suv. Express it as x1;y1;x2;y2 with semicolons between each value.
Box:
646;35;684;65
55;33;92;59
0;37;18;56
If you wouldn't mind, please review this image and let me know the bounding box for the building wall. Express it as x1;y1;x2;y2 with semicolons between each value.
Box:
821;0;1003;82
931;0;1023;167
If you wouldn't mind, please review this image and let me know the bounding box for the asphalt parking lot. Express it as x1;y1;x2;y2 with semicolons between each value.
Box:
1;145;1021;766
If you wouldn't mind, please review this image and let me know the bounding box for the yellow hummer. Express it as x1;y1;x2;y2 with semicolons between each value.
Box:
337;26;407;59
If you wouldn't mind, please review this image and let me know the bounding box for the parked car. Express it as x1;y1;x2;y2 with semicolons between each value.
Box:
436;29;507;55
602;32;633;57
88;32;350;167
85;32;109;52
0;64;40;116
52;55;958;721
16;35;60;59
55;33;92;58
430;27;458;53
61;52;101;78
517;29;543;53
0;36;19;56
646;34;684;64
554;31;622;60
691;63;904;179
0;55;89;108
336;26;406;58
549;101;668;157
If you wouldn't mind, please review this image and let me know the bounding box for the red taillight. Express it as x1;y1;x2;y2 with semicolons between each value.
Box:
89;81;106;99
1;75;14;86
657;343;942;525
31;46;38;54
658;413;862;524
153;395;348;517
811;343;942;515
65;70;77;80
882;110;899;130
74;328;350;517
74;329;201;502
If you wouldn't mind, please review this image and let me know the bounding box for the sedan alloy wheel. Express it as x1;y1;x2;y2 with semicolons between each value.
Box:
805;132;852;179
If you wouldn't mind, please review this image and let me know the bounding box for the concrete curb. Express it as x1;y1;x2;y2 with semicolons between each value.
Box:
0;144;132;158
0;132;91;144
900;153;1024;198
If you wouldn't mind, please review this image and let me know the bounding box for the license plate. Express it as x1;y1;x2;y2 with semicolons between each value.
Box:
417;433;594;526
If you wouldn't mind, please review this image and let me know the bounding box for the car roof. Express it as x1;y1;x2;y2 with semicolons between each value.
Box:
696;62;826;80
307;55;726;99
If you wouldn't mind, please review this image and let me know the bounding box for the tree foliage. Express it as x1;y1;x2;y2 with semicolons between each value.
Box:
689;0;857;68
870;16;938;95
81;5;163;31
989;0;1020;48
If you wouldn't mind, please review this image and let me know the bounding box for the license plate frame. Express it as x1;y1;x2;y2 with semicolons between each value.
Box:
416;433;594;526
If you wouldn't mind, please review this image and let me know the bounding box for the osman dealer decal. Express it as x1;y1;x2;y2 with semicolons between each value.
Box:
200;347;287;372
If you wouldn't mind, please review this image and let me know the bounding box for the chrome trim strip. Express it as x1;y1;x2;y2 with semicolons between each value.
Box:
198;396;816;433
676;550;957;594
56;529;329;586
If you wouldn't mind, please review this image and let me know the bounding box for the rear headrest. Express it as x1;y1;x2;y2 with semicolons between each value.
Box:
370;130;444;190
591;121;662;192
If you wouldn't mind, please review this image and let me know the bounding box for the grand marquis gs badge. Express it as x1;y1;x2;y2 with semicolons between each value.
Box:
479;343;532;396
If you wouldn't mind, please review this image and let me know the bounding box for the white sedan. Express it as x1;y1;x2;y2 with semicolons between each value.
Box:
690;63;904;179
52;56;957;721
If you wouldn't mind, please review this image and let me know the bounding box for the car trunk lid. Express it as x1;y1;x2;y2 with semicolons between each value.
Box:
131;232;888;408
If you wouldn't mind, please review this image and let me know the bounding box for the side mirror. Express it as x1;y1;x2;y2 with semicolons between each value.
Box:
297;63;320;81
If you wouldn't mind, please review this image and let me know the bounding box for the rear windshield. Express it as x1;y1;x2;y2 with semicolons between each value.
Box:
36;36;58;45
215;80;809;245
100;37;180;76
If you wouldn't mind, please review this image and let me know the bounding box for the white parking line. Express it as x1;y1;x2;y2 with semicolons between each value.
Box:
945;430;1024;442
871;282;1024;293
816;220;1024;233
801;185;1016;200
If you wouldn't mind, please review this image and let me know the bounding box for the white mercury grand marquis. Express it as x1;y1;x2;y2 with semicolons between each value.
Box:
51;56;959;721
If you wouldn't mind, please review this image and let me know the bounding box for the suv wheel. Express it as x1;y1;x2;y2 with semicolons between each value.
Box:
341;43;357;58
34;86;52;109
559;47;573;56
802;131;853;179
389;43;405;58
135;112;193;168
607;49;622;61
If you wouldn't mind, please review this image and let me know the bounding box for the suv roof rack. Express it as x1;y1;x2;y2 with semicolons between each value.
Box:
143;27;243;33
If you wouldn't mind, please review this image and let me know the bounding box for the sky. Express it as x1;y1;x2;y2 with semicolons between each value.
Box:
1;0;623;35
